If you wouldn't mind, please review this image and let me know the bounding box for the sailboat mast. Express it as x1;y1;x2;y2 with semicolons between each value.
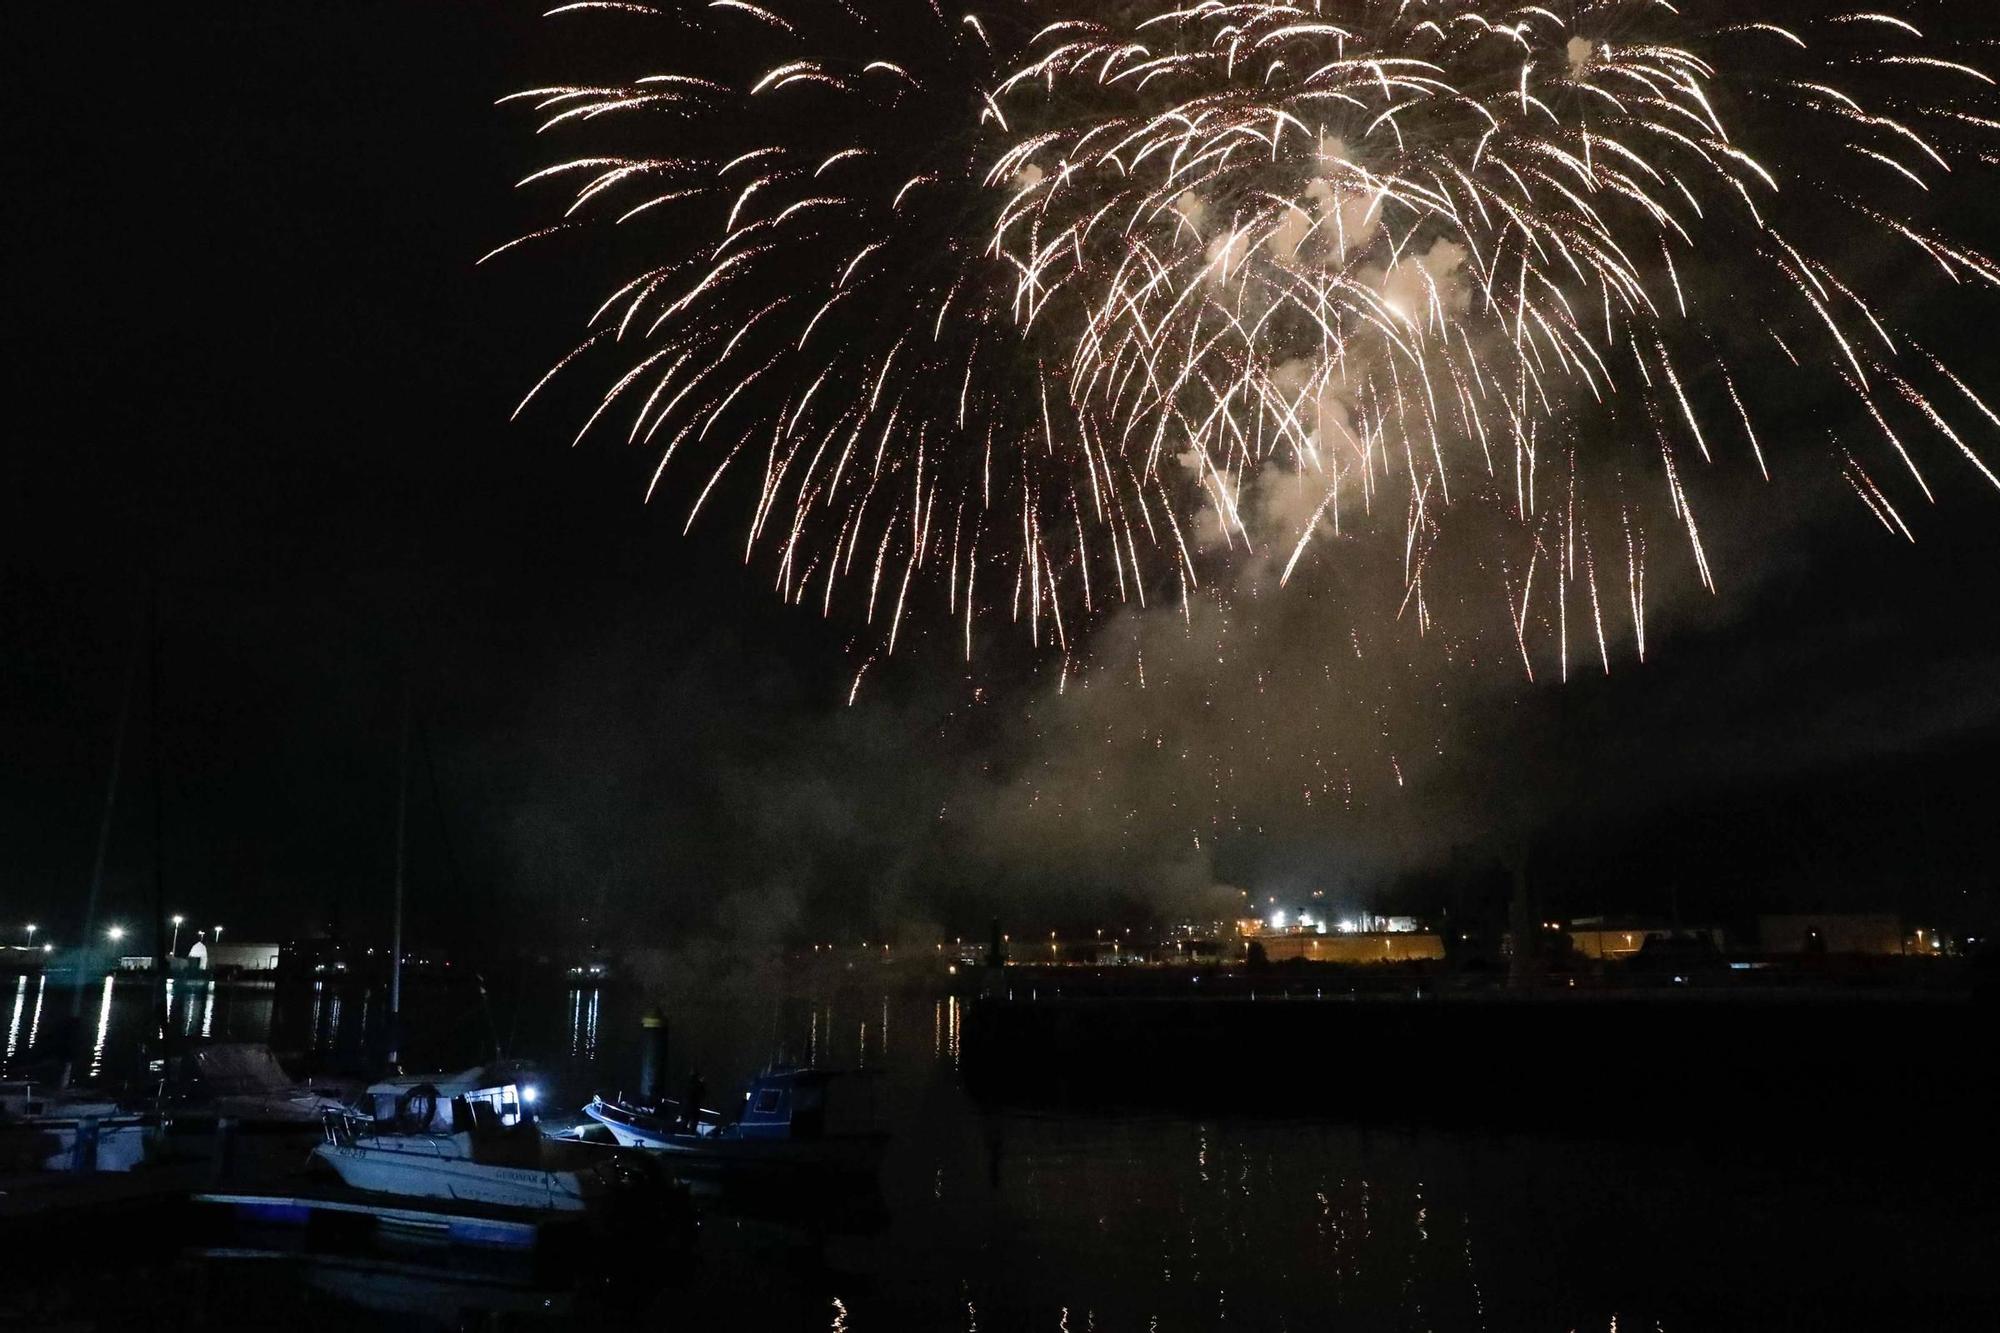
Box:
150;589;168;1062
59;611;141;1090
71;633;137;1005
387;688;410;1067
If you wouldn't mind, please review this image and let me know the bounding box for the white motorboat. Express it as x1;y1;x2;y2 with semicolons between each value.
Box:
312;1066;651;1215
0;1079;156;1172
313;1125;627;1213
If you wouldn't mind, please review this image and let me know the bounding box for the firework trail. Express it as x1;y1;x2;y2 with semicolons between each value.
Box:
496;0;1097;670
500;1;2000;686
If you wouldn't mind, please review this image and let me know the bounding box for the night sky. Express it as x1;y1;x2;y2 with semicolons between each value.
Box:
8;2;2000;963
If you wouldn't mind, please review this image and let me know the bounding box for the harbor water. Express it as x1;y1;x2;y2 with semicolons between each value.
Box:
1;970;1993;1331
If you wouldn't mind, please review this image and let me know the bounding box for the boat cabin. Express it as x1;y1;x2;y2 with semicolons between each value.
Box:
361;1062;544;1133
733;1069;876;1142
0;1081;50;1119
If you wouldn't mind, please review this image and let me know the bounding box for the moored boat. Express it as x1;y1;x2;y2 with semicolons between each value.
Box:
0;1080;157;1172
312;1067;658;1216
583;1068;888;1181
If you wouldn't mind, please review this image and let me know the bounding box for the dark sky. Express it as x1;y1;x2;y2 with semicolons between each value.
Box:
6;2;2000;959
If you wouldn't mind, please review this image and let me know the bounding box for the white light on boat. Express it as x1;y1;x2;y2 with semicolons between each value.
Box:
522;1085;539;1104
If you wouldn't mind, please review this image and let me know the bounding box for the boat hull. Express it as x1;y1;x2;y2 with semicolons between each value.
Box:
583;1099;886;1178
311;1139;607;1214
0;1116;154;1173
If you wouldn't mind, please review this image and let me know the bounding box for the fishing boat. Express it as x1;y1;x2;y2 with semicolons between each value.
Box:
0;1080;156;1172
582;1068;888;1180
312;1066;660;1215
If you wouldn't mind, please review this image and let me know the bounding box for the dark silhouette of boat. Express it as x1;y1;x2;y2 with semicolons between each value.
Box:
581;1068;887;1183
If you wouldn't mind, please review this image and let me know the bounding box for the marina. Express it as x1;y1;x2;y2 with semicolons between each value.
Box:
13;0;2000;1325
0;961;1994;1329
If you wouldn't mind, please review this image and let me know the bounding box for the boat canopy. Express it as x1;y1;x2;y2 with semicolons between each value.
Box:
187;1043;296;1095
361;1061;544;1131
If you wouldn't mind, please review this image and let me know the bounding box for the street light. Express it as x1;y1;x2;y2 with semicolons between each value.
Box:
107;925;126;944
214;924;225;946
24;923;36;948
170;914;185;957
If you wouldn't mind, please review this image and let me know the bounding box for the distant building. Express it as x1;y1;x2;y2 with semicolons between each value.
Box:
1169;937;1228;964
1567;919;1726;960
1253;933;1445;964
1239;912;1425;939
1757;914;1904;955
188;940;282;973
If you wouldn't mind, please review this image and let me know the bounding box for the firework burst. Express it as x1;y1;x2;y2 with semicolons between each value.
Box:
497;0;1088;666
993;0;2000;678
501;1;2000;686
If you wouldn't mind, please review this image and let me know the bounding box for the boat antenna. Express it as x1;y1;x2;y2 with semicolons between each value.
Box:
148;585;169;1084
59;604;142;1089
387;681;410;1070
417;716;496;1060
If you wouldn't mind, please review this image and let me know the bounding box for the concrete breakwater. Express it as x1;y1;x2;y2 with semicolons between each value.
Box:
960;987;1988;1132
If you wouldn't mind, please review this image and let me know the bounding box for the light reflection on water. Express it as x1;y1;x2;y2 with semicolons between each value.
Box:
86;974;115;1078
4;975;23;1063
568;984;600;1060
0;972;274;1080
663;997;1577;1330
0;980;1983;1331
26;973;44;1053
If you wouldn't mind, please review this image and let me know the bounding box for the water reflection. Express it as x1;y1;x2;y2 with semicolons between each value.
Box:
5;975;23;1066
938;1118;1492;1330
181;979;200;1036
87;974;115;1078
27;974;44;1052
568;984;600;1060
3;981;1980;1332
